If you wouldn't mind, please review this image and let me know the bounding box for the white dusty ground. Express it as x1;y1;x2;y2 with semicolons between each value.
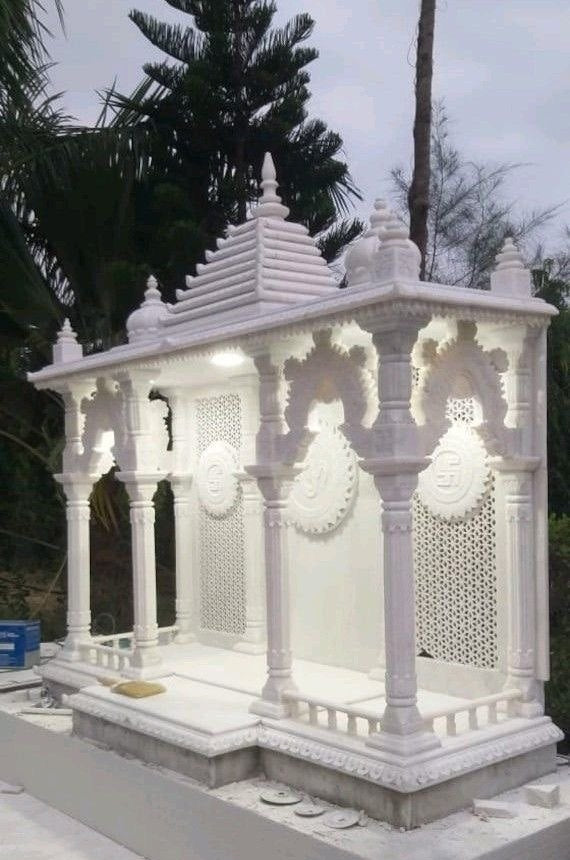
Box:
1;701;570;860
2;755;570;860
214;767;570;860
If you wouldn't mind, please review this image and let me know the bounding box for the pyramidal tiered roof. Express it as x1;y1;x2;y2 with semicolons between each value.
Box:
161;153;337;335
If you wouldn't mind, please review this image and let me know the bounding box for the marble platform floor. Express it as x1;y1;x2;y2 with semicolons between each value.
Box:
78;641;508;742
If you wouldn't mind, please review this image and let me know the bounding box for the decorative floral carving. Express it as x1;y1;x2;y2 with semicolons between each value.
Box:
80;380;122;475
283;329;373;461
287;420;357;534
197;440;239;517
257;721;561;792
417;424;490;520
71;692;258;757
417;323;512;457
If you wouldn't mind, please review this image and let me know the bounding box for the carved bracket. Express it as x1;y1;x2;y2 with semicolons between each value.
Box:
282;329;374;461
416;321;513;457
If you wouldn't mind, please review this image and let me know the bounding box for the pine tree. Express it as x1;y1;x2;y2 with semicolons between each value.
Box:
113;0;362;292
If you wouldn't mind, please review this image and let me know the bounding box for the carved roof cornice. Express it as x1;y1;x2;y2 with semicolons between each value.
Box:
28;280;556;390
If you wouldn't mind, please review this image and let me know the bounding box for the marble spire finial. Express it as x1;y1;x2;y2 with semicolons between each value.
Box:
252;152;289;220
144;274;162;303
53;317;83;364
369;198;392;236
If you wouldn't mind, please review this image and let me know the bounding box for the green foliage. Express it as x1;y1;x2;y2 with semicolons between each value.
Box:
0;570;30;619
534;270;570;516
548;515;570;631
0;0;361;641
545;515;570;740
108;0;362;289
0;0;63;109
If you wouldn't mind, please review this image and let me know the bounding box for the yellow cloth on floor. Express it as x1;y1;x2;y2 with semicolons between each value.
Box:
111;681;166;698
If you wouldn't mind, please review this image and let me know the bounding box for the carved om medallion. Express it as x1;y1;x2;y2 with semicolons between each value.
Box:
417;424;489;520
197;440;239;517
287;421;357;534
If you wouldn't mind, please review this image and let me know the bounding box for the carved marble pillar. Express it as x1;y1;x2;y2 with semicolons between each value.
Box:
170;476;194;643
246;465;298;717
494;458;542;717
118;475;162;671
115;370;165;674
493;323;550;689
61;384;91;472
55;380;96;661
234;473;266;654
165;387;195;644
56;475;95;661
362;463;439;754
245;351;299;717
532;326;550;687
360;312;439;756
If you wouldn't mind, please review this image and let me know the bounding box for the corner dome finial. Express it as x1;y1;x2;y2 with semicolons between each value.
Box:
126;273;166;343
252;152;289;220
373;208;421;282
345;198;394;289
490;235;531;298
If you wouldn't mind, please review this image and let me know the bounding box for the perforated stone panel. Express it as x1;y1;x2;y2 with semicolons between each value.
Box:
413;396;498;669
445;394;480;425
196;394;246;636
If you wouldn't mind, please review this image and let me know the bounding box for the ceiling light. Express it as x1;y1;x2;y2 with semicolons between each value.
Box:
210;351;245;368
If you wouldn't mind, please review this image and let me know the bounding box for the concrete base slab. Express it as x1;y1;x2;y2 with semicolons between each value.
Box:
1;706;570;860
68;679;562;828
74;709;260;788
262;744;556;829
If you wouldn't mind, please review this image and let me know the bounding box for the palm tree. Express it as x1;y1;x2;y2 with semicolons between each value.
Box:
0;0;154;578
0;0;63;107
0;0;65;342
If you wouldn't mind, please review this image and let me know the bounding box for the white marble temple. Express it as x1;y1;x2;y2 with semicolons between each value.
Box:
28;154;562;824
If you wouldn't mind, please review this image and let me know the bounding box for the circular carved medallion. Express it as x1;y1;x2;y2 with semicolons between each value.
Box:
417;424;489;520
287;421;357;534
197;440;239;516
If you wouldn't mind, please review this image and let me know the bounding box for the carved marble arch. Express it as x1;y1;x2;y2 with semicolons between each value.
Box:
79;379;124;476
415;321;512;458
281;329;374;461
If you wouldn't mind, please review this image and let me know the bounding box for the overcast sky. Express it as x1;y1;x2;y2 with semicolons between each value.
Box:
45;0;570;249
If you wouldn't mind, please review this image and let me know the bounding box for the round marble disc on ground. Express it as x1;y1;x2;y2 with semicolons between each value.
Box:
294;802;325;818
260;788;302;806
322;809;360;829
